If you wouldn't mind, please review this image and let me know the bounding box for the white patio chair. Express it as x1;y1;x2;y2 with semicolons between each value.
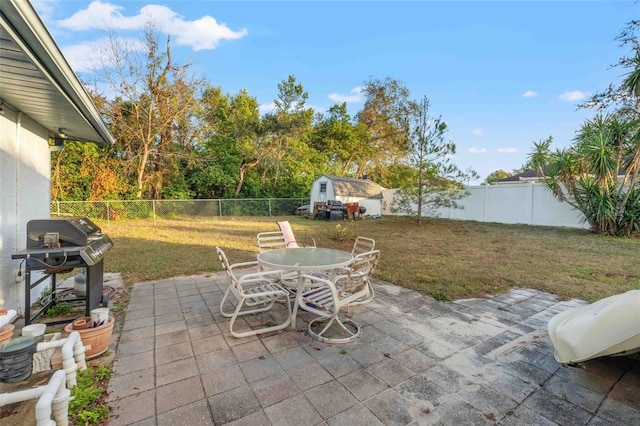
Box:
335;249;380;305
257;231;287;252
325;245;379;305
328;237;375;277
351;236;375;255
216;247;292;338
256;230;300;290
296;250;379;343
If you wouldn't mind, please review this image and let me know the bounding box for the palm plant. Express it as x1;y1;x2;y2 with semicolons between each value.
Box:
528;137;553;178
540;114;640;236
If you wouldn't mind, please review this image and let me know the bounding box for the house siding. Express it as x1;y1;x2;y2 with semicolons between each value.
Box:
0;107;52;313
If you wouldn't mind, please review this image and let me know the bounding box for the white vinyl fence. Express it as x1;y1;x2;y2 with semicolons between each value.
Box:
382;183;590;229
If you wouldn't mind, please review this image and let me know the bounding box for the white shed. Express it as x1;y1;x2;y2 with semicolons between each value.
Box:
309;175;384;217
0;0;114;315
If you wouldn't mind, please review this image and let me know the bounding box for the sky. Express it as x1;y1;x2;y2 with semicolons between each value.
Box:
32;0;637;184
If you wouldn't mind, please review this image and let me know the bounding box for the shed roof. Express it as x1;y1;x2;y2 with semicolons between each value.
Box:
320;175;384;199
0;0;114;144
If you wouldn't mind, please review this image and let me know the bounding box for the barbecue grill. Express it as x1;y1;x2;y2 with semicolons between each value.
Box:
12;217;113;325
326;200;346;220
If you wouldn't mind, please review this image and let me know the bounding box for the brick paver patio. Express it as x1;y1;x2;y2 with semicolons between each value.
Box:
107;272;640;425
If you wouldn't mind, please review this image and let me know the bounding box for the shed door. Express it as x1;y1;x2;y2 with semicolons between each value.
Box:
318;181;327;202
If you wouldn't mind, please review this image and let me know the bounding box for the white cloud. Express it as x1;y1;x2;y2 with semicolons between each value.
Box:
62;36;145;72
57;1;247;51
558;90;587;102
522;90;538;98
259;102;276;115
328;87;363;103
472;128;484;137
31;0;58;22
62;41;105;72
497;147;518;153
469;148;487;154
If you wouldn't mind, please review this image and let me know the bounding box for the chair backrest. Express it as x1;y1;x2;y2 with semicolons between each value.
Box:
342;249;380;294
257;231;286;252
277;221;300;248
352;237;376;255
216;246;236;283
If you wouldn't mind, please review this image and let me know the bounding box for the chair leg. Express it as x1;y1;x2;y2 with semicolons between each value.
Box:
229;299;292;338
308;315;361;344
219;287;234;318
349;282;375;305
220;289;277;318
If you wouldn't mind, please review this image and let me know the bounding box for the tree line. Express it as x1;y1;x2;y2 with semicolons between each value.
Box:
51;26;473;208
54;20;640;235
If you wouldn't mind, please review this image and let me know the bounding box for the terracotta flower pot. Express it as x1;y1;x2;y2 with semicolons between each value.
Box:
0;324;15;345
64;316;114;359
72;317;92;330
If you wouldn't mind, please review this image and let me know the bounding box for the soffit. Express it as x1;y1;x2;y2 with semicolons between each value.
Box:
0;2;113;144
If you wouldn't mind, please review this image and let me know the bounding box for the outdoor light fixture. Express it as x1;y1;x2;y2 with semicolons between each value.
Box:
57;128;67;138
49;137;65;152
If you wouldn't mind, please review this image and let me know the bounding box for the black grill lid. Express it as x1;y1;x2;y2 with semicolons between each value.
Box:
27;217;102;247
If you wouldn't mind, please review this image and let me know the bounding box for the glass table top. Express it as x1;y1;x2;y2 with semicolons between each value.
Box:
257;247;353;271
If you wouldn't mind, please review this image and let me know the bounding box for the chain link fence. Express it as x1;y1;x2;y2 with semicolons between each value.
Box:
50;198;309;224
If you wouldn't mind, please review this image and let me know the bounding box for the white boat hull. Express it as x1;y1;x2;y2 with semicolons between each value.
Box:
547;289;640;364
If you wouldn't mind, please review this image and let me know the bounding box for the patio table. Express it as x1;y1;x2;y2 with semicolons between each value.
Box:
257;247;353;327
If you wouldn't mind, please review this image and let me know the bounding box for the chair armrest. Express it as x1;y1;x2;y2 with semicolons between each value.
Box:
238;268;287;283
297;274;339;315
228;260;259;272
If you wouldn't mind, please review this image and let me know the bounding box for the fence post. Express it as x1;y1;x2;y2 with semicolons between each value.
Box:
530;183;535;225
56;201;60;217
483;184;489;222
219;199;222;217
268;199;272;216
153;200;156;227
106;201;110;227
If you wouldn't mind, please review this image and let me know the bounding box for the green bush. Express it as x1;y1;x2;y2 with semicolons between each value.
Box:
69;365;112;425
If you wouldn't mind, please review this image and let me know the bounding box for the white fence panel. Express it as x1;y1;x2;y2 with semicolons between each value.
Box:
386;183;589;229
448;186;485;221
485;184;534;224
530;184;586;227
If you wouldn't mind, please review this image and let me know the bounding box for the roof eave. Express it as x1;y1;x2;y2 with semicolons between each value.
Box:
1;0;114;145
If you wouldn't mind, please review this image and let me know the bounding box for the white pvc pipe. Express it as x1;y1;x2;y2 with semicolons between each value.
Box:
0;381;47;407
0;369;70;425
36;331;87;387
35;369;71;426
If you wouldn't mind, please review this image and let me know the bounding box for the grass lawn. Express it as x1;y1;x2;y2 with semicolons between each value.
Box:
100;215;640;303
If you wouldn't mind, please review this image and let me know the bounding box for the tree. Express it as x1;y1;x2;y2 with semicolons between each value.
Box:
356;76;416;186
535;19;640;236
579;19;640;119
512;136;553;175
391;97;477;224
485;170;511;184
311;103;371;176
94;24;203;199
528;137;553;178
535;114;640;236
51;141;128;201
259;75;320;197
